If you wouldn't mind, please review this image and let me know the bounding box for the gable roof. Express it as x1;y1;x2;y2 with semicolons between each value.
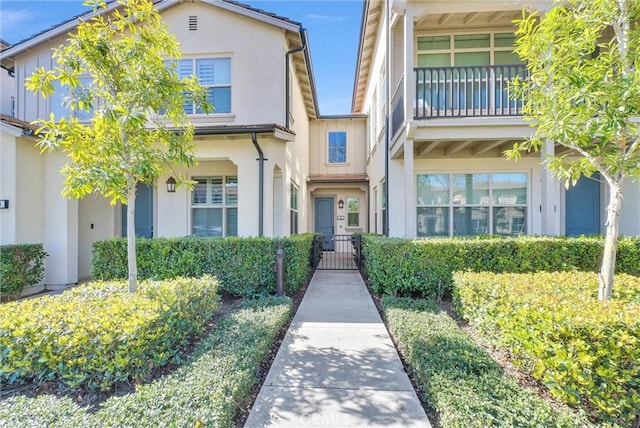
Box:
0;0;318;119
352;0;383;114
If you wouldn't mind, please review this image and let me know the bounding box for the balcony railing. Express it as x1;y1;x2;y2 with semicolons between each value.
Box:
415;64;527;119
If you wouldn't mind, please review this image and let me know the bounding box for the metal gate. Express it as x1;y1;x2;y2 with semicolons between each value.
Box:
312;234;361;270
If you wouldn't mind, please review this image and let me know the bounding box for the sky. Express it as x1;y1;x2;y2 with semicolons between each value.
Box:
0;0;363;115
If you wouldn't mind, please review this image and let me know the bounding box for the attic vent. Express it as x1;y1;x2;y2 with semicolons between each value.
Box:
189;16;197;31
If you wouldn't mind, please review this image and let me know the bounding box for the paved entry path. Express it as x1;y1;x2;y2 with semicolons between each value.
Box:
244;270;431;427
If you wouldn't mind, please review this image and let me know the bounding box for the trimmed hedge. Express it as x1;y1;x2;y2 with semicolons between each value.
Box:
0;277;219;391
382;297;587;427
454;271;640;426
92;234;314;296
0;244;47;298
0;296;291;428
361;235;640;297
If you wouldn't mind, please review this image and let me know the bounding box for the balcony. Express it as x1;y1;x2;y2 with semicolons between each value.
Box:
414;64;526;119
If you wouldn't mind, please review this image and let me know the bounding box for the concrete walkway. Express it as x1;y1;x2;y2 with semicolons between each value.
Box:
245;270;431;427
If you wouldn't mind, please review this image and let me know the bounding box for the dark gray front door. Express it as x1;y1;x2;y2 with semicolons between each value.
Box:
121;183;154;238
566;173;600;236
315;197;334;251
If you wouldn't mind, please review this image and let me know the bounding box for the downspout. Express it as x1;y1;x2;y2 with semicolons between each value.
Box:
384;0;391;236
285;28;307;129
251;132;265;237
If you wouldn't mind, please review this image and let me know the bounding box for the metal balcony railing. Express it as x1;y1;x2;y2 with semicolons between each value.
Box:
414;64;527;119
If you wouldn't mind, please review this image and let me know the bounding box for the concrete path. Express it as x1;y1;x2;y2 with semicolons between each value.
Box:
245;270;431;428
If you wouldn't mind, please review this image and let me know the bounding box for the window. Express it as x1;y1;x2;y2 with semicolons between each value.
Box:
416;173;527;237
381;180;387;234
328;131;347;163
51;77;94;121
373;187;378;234
290;183;299;235
168;57;231;114
191;175;237;236
347;198;359;227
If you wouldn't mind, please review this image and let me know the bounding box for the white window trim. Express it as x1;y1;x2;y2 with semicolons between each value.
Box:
346;197;360;228
327;130;348;164
190;175;238;237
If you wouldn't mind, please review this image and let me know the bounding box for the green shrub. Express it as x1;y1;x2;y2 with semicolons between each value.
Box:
0;276;219;391
382;297;588;428
453;271;640;425
92;234;314;296
0;296;291;428
361;235;640;298
0;244;47;298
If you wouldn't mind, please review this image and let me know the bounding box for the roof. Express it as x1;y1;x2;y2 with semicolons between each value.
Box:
0;113;36;133
352;0;383;113
308;173;369;183
0;0;318;118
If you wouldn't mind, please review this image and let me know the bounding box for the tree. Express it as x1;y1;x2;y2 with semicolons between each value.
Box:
508;0;640;300
26;0;212;292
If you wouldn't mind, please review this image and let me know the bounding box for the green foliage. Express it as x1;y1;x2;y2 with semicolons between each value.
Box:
453;271;640;425
382;297;586;427
361;235;640;298
0;296;291;428
0;276;218;391
0;244;47;298
92;234;314;296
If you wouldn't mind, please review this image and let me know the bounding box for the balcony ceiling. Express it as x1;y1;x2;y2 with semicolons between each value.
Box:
409;138;541;159
414;9;522;32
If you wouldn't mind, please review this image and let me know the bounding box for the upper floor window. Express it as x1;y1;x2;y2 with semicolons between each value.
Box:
417;32;522;68
51;77;94;121
168;57;231;114
328;131;347;163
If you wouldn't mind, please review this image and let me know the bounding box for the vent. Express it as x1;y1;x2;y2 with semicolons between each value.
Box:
189;16;197;31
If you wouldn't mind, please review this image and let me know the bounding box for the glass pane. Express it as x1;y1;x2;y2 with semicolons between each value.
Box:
226;208;238;236
196;58;230;85
454;52;490;66
416;174;450;205
493;206;526;235
492;173;527;204
417;207;449;237
348;213;359;227
417;35;451;51
417;53;451;67
178;59;193;79
225;176;238;206
201;87;231;114
494;33;516;48
192;208;222;237
210;177;223;205
453;207;488;236
454;34;490;49
347;198;359;213
51;80;70;119
495;51;522;65
290;185;298;210
328;131;347;163
192;178;208;204
453;174;489;204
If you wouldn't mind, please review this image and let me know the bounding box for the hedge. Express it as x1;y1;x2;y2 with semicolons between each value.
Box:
0;244;47;298
0;277;219;391
453;271;640;426
0;296;291;428
382;297;587;427
92;234;314;296
361;235;640;298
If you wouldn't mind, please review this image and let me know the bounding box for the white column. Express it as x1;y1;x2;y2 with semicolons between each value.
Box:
0;130;17;244
388;158;405;237
541;140;561;235
403;9;415;126
44;152;78;287
404;138;415;238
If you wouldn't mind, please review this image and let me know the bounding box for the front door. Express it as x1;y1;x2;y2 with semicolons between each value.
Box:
121;183;154;238
315;197;334;251
566;173;600;236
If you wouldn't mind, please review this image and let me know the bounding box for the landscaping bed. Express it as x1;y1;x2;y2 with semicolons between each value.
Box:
381;296;591;427
0;295;292;427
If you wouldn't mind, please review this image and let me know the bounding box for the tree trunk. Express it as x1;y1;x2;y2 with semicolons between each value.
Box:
598;180;623;301
126;178;138;293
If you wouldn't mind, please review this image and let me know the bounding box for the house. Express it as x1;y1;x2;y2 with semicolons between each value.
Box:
0;0;367;288
354;0;640;239
0;0;638;291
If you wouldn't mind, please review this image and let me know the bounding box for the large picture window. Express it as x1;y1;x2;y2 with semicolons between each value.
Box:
168;57;231;114
417;173;527;237
328;131;347;163
191;176;237;237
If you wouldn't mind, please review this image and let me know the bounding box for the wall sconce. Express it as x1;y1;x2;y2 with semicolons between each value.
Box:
166;177;176;193
338;199;344;209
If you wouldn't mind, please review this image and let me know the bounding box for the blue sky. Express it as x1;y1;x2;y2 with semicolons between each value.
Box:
0;0;363;115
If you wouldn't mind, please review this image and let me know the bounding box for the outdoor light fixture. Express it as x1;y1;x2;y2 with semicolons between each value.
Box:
338;199;344;209
166;177;176;193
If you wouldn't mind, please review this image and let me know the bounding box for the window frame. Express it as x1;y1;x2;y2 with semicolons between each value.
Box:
190;175;238;237
290;182;299;235
327;131;347;164
346;197;360;228
416;172;528;237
